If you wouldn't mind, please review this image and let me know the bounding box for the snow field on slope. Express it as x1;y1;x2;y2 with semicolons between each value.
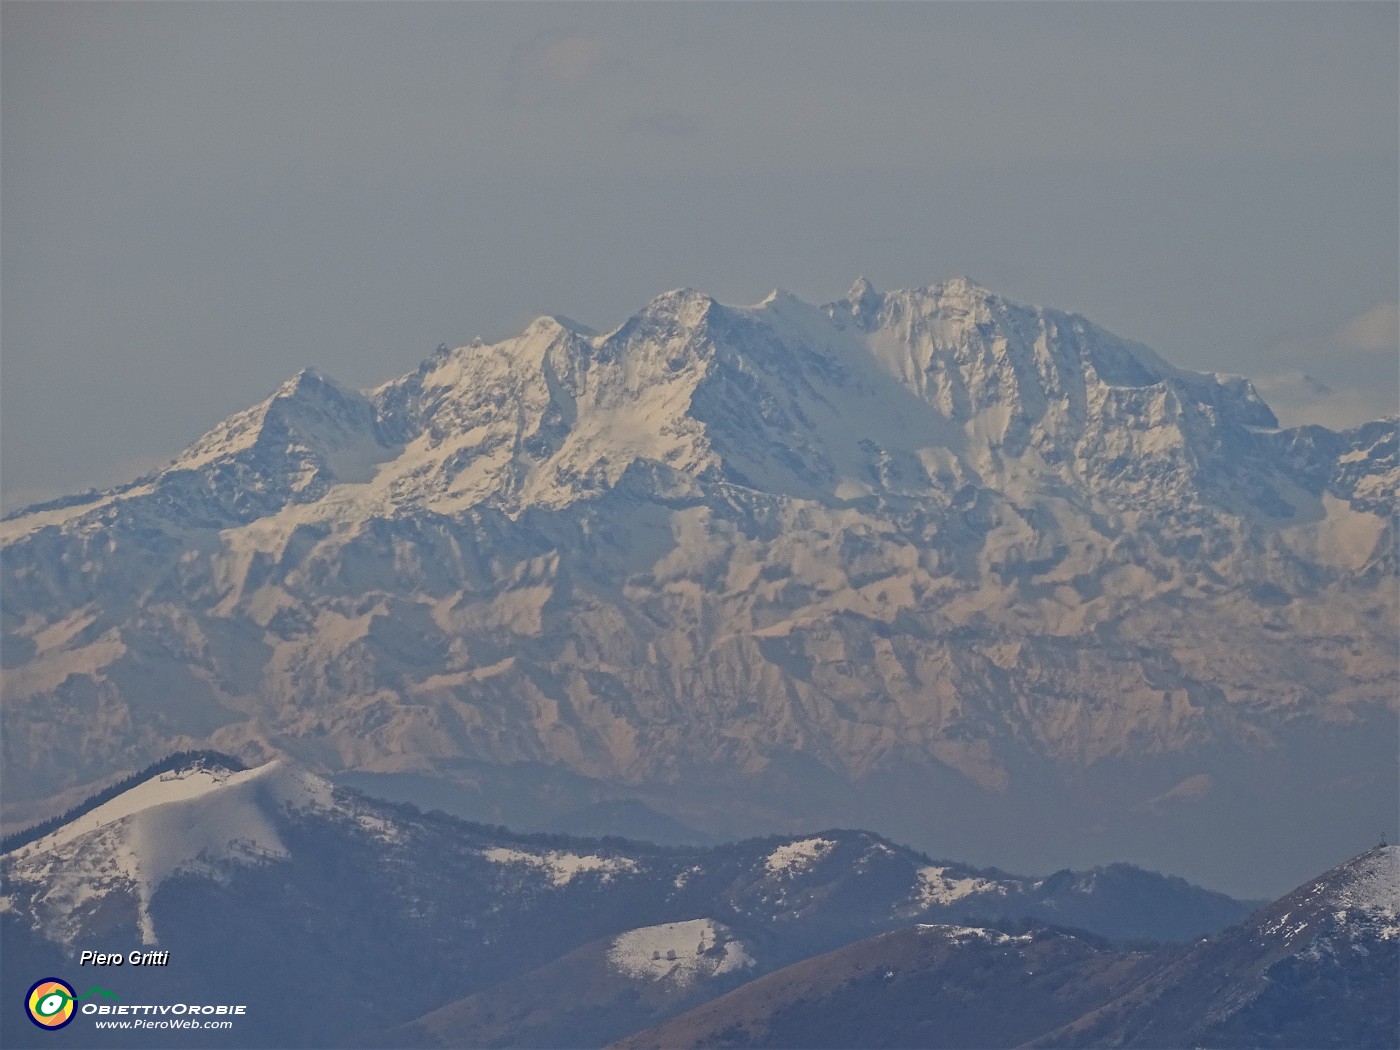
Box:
18;764;254;854
6;761;333;944
481;847;639;886
1332;846;1399;938
913;866;1006;907
764;837;835;876
607;918;755;986
917;924;1034;945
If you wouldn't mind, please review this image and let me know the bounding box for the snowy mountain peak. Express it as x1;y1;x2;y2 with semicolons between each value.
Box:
525;313;596;340
842;275;883;328
644;287;717;321
846;275;876;301
877;275;996;318
758;288;804;308
276;366;347;398
169;364;382;470
940;273;994;300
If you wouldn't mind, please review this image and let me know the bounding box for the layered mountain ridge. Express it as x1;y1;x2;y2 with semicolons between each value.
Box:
615;846;1399;1050
1033;844;1400;1048
0;755;1254;1048
2;277;1394;893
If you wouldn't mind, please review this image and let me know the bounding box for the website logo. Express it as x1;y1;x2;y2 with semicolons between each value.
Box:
25;978;77;1030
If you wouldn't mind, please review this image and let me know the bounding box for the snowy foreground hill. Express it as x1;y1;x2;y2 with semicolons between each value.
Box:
1;754;1254;1049
2;278;1395;893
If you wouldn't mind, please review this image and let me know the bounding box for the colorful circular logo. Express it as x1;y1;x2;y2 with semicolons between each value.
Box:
26;978;76;1030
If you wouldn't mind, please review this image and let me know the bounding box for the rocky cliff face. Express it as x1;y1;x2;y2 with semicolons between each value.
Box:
2;279;1394;892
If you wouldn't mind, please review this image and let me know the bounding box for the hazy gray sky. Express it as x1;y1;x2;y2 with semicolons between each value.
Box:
3;1;1396;509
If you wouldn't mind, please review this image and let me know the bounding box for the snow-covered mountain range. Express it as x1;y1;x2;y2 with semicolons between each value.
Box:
2;278;1394;893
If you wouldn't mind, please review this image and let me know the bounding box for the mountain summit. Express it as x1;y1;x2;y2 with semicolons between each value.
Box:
2;279;1394;894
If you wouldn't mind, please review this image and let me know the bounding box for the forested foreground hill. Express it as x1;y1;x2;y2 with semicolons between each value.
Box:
2;755;1255;1049
614;846;1399;1050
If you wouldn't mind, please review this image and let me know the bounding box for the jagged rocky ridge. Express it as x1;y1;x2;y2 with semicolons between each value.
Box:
1;278;1394;892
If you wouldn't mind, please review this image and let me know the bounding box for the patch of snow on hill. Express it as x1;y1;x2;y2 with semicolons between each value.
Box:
765;837;835;876
481;847;639;886
607;918;755;986
914;866;1004;907
918;924;1034;945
